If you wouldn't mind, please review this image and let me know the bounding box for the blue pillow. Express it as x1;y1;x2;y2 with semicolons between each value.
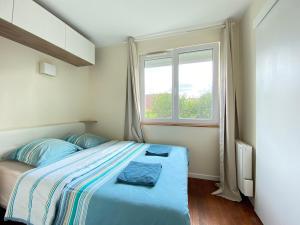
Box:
9;138;82;167
65;133;108;149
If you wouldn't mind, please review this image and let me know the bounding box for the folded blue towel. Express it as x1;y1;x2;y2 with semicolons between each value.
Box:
117;161;162;187
145;145;172;157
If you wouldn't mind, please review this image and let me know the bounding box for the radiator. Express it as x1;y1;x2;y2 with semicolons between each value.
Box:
236;140;253;197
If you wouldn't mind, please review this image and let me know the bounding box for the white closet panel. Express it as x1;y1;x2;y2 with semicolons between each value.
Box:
0;0;13;22
256;0;300;224
66;25;95;64
13;0;65;49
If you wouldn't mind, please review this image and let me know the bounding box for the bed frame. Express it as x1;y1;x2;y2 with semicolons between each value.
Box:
0;122;85;159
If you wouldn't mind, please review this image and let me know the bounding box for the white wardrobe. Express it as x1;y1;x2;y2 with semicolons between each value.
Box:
256;0;300;224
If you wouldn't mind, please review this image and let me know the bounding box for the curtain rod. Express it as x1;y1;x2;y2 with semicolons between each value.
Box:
142;41;221;56
134;22;226;42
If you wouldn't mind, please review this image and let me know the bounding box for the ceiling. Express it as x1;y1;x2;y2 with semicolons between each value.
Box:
36;0;251;47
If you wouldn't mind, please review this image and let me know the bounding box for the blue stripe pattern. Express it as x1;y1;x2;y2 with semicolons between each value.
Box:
5;142;190;225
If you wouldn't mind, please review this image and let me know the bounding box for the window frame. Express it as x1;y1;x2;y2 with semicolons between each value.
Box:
139;42;220;126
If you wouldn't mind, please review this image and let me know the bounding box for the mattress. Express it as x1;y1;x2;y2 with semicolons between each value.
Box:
0;160;33;208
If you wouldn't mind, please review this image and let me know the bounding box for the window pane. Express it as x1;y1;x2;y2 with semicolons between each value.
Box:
144;57;172;119
178;49;214;120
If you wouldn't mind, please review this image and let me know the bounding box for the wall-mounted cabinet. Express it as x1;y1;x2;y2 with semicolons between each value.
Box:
13;0;66;49
66;25;95;64
0;0;13;22
0;0;95;66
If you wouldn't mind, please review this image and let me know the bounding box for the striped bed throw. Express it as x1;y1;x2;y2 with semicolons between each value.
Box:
5;141;148;225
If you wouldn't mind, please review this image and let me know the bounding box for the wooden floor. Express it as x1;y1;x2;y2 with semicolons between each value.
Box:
0;178;262;225
188;179;262;225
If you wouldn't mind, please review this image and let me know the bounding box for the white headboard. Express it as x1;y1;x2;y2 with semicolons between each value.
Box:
0;122;85;159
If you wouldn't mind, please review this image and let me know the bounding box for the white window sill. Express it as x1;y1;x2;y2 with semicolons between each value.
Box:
141;121;219;128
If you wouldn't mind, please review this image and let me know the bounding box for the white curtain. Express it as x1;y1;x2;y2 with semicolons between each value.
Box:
124;37;145;143
212;20;242;202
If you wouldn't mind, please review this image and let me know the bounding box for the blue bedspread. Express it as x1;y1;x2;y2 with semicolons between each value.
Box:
6;142;190;225
83;144;190;225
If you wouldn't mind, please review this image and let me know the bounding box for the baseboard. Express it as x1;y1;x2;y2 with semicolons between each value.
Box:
188;172;220;181
248;196;255;206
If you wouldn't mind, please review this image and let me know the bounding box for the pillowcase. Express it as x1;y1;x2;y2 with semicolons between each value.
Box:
65;133;108;149
9;138;82;167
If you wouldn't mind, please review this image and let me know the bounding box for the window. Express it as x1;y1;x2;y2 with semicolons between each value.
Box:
140;43;219;126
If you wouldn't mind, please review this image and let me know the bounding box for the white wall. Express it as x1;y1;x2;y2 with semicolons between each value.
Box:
90;29;222;179
0;36;91;130
255;0;300;224
239;0;266;148
239;0;266;204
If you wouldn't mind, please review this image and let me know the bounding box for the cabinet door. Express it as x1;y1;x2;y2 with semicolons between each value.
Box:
256;0;300;224
0;0;13;22
66;25;95;64
13;0;65;49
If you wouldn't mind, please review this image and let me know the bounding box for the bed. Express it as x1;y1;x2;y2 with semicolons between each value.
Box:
0;123;190;225
0;160;33;208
